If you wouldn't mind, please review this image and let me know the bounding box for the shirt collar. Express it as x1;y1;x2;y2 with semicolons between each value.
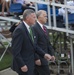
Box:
23;21;30;32
37;20;43;29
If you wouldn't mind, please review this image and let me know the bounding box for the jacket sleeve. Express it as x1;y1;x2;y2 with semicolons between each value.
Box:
33;28;46;58
35;53;40;60
12;28;25;68
48;41;55;56
34;44;46;58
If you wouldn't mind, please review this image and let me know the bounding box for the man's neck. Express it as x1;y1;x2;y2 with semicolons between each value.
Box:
23;20;31;26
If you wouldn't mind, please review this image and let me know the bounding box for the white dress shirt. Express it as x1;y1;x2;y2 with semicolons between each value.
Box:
37;20;44;29
23;21;30;33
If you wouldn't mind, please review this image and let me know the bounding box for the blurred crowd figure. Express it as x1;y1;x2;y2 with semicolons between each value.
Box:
1;0;74;17
13;0;35;11
49;0;74;15
13;0;34;6
49;0;64;4
0;0;10;16
58;0;74;15
0;0;35;16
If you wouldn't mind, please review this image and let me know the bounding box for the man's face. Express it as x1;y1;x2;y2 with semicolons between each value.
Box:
27;13;36;26
39;11;47;24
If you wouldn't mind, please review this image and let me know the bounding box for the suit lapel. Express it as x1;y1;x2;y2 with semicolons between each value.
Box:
22;22;34;45
37;23;49;40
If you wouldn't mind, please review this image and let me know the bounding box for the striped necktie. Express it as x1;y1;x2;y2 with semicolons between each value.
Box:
43;25;47;35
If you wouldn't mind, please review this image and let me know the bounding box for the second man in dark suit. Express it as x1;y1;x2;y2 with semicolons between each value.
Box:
33;10;55;75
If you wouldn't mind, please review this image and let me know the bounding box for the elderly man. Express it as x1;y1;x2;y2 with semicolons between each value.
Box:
33;10;55;75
